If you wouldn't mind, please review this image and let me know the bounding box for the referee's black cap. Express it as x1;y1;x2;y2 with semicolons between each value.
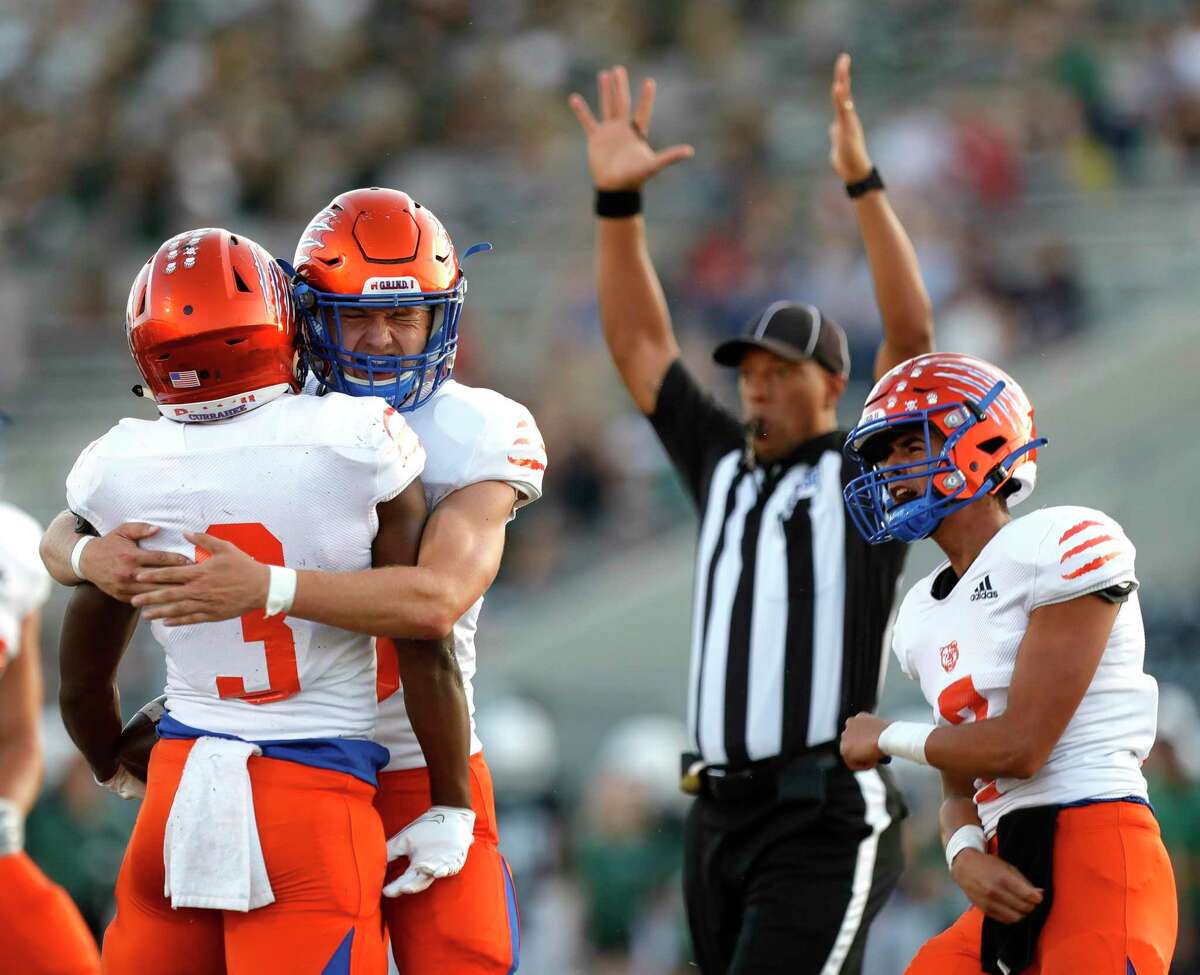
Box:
713;301;850;378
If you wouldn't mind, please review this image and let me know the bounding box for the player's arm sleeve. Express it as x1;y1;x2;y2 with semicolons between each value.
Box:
368;403;427;507
1030;510;1138;611
24;568;51;618
464;401;547;520
646;358;743;508
10;515;52;618
64;438;107;535
890;606;914;680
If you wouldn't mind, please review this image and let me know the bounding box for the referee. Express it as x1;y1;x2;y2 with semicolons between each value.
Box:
569;56;936;974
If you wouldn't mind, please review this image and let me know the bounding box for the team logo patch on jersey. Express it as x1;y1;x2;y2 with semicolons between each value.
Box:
970;574;998;601
939;640;959;672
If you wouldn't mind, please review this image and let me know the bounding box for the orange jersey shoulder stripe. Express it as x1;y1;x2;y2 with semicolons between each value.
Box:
1060;533;1114;563
1061;550;1121;580
508;455;546;471
1059;519;1103;545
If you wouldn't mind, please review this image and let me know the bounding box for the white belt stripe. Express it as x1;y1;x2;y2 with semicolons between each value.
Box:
820;769;892;974
806;451;848;747
689;451;747;762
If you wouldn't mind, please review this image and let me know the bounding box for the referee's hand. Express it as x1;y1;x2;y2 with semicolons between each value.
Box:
568;65;694;192
840;712;889;770
828;52;874;185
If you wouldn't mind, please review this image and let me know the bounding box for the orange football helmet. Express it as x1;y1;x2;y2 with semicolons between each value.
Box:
126;228;300;422
843;352;1046;543
291;187;484;411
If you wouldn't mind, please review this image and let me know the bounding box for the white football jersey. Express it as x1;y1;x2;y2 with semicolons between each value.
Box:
0;503;52;671
892;505;1156;837
374;380;546;771
66;393;424;741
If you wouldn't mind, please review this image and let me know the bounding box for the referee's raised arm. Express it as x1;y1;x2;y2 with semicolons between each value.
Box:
568;66;694;416
828;52;935;379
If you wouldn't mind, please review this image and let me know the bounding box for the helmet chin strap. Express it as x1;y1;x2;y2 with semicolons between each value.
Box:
884;497;944;542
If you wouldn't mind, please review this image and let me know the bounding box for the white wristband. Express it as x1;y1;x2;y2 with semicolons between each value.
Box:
70;535;94;582
0;798;23;856
877;721;935;765
265;565;297;618
945;823;987;870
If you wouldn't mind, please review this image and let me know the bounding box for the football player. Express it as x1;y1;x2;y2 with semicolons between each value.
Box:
44;193;544;975
0;492;100;973
838;352;1177;974
51;227;472;974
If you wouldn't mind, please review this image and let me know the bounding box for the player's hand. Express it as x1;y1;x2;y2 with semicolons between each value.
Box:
95;764;146;801
840;712;889;770
131;531;268;625
383;806;476;897
79;523;193;603
950;848;1044;923
568;65;694;192
829;52;874;184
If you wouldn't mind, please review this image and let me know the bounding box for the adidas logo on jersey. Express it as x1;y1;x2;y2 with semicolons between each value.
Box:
970;575;999;601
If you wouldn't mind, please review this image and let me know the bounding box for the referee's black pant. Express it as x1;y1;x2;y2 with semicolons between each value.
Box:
683;757;906;974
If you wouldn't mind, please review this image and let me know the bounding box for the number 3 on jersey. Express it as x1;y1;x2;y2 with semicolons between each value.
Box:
937;675;988;725
938;676;1002;803
195;523;300;705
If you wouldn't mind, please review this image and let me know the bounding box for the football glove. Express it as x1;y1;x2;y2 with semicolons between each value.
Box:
383;805;475;896
95;764;146;801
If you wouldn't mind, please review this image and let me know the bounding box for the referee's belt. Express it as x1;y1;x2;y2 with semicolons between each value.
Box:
680;745;838;803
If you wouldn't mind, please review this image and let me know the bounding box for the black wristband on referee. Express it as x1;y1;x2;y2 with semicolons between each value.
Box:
845;167;885;199
595;189;642;218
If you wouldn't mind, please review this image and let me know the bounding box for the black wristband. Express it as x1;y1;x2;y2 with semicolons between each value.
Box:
845;166;885;199
595;189;642;218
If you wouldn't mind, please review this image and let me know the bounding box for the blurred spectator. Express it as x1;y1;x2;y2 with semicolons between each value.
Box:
575;717;689;974
1053;37;1144;181
475;697;584;973
1018;241;1087;345
25;753;137;942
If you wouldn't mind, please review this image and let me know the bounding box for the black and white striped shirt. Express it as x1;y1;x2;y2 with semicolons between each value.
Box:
650;360;907;767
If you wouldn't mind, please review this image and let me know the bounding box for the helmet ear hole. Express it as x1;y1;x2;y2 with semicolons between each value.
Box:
231;268;253;294
978;436;1007;454
997;478;1021;500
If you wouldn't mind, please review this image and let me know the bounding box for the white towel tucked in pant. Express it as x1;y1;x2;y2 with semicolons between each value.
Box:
163;736;275;911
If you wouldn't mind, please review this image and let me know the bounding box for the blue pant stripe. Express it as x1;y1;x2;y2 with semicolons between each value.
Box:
501;856;521;974
320;927;354;975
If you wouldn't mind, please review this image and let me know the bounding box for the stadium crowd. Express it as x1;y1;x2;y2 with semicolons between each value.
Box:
10;0;1200;587
3;1;1200;971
